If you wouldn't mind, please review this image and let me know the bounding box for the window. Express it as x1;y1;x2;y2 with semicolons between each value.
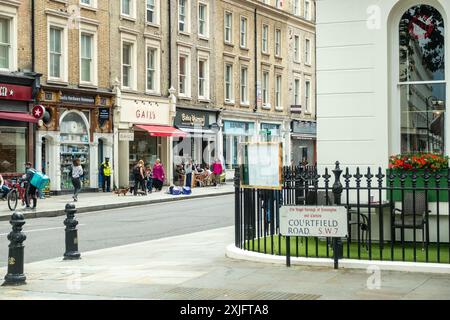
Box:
179;55;187;95
262;25;268;53
398;5;446;154
305;38;311;64
262;71;269;106
80;0;94;7
275;29;281;56
147;0;157;24
179;0;189;32
304;0;311;20
122;43;132;88
178;49;191;97
293;0;300;16
305;80;311;113
224;12;232;44
294;79;300;105
0;17;11;70
80;33;93;83
240;67;248;104
276;0;282;9
49;27;62;79
294;35;300;62
147;48;156;91
122;0;132;16
0;127;28;174
198;56;209;99
240;17;247;48
198;3;208;37
275;75;282;108
225;64;233;102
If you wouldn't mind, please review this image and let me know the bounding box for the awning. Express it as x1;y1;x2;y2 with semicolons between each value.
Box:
0;111;38;123
135;124;187;137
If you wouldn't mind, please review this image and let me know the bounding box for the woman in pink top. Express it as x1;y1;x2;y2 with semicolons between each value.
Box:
152;159;165;191
212;159;223;186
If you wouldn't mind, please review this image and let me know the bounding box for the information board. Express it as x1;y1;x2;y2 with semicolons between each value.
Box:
280;206;348;238
239;142;282;190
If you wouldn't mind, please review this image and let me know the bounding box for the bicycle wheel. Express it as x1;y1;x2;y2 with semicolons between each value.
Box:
7;190;18;211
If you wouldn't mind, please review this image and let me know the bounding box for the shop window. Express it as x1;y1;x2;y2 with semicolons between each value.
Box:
0;126;27;173
60;112;90;190
398;5;446;153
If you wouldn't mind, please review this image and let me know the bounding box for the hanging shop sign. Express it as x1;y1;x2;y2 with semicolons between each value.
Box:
32;105;46;119
0;83;33;101
99;108;110;121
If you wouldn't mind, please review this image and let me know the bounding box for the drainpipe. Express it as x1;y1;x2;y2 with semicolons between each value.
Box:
253;8;258;113
31;0;35;72
168;0;172;94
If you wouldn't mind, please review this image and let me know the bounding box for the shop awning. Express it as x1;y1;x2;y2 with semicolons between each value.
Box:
135;124;187;137
0;111;38;123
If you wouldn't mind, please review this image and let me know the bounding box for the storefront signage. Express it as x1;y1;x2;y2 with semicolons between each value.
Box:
120;100;170;126
280;206;348;237
60;94;95;104
99;108;110;121
292;121;317;135
223;120;255;136
32;105;45;119
0;83;33;101
175;108;213;129
119;132;134;141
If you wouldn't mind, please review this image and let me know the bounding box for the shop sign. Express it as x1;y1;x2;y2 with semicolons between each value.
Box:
0;83;33;101
280;206;348;237
60;94;95;104
292;121;317;135
99;108;110;121
223;120;255;136
175;108;211;128
32;105;45;119
119;132;134;141
120;99;170;125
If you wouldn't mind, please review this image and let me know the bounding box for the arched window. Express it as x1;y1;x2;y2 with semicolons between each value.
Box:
399;4;445;154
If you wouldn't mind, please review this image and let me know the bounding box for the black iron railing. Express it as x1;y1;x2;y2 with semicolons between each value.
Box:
234;162;450;265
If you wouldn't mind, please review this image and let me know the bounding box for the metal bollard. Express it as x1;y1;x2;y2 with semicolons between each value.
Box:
3;212;27;286
63;203;80;260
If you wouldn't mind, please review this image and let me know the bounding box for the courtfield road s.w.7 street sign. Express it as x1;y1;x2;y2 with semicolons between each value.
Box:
280;206;348;238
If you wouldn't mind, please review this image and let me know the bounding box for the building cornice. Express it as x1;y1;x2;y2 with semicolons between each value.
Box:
0;0;20;8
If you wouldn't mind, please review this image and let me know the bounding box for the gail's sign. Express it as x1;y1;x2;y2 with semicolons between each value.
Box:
280;206;348;238
120;100;170;125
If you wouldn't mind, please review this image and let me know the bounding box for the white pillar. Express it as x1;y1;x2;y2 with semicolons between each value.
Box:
90;141;98;189
53;136;61;192
35;137;42;172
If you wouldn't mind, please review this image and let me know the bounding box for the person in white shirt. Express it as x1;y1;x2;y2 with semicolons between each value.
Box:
71;159;83;202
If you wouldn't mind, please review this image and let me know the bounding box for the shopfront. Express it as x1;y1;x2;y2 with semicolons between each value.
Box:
292;120;316;166
36;87;114;193
260;122;281;142
173;108;220;169
222;120;256;170
115;94;184;188
0;73;40;178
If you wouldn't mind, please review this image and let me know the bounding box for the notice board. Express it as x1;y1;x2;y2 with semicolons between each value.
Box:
239;142;282;190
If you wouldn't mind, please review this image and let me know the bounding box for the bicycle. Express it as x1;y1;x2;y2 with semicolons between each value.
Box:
6;178;32;211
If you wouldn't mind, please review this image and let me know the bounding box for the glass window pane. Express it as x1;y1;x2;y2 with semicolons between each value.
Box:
0;127;27;173
400;83;446;154
399;5;445;82
0;18;10;44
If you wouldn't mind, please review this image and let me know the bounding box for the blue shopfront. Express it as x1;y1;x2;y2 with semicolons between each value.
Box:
222;120;255;169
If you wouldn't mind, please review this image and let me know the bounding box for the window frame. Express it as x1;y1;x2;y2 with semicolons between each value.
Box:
79;24;98;86
262;24;269;54
178;46;192;98
146;41;161;94
262;70;270;108
198;2;209;38
305;38;311;65
224;63;234;103
240;16;248;49
275;74;282;109
198;51;210;100
146;0;160;25
224;11;233;44
47;16;68;83
121;33;137;90
178;0;190;33
275;29;282;57
305;79;311;113
80;0;97;9
0;11;16;73
121;0;136;19
294;35;300;63
240;66;249;105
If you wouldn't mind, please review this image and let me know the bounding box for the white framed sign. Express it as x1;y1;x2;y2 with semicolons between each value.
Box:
280;206;348;238
119;132;134;141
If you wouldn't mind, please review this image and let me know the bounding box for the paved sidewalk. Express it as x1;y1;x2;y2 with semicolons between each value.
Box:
0;226;449;300
0;184;234;221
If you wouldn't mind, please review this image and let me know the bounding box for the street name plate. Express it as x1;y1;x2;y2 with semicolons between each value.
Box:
280;206;348;237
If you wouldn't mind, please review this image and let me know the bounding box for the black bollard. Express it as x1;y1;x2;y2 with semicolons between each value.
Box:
63;203;80;260
3;212;27;286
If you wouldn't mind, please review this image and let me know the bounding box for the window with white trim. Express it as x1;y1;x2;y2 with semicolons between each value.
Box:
198;54;209;99
276;0;282;9
294;35;300;62
122;42;133;88
275;29;281;57
179;0;190;32
305;80;311;113
0;17;12;71
147;0;159;24
305;38;311;64
294;79;300;105
262;25;268;53
240;66;248;105
275;75;282;108
49;27;63;79
262;71;269;106
80;0;96;8
121;0;134;17
304;0;311;20
224;63;233;102
198;3;208;37
224;12;232;44
178;48;191;97
80;33;93;83
240;17;247;48
146;46;160;94
293;0;300;16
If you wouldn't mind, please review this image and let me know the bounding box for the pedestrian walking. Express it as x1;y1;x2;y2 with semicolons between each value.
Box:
212;158;223;187
71;159;83;202
0;173;10;200
101;157;112;192
152;159;165;192
23;162;37;209
184;159;193;188
133;160;146;195
145;166;153;193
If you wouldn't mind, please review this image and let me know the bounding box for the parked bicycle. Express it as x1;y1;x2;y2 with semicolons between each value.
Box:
6;178;34;211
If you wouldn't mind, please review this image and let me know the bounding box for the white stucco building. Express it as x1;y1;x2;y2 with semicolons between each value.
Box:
316;0;449;171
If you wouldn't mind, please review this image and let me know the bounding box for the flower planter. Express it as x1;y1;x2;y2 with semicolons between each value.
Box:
386;169;449;202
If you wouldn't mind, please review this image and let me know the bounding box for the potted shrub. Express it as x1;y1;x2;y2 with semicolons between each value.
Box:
387;153;449;202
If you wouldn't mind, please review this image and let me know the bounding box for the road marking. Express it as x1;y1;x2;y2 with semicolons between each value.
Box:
0;224;85;236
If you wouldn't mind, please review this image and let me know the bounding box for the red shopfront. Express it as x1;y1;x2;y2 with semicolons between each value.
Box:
0;74;40;178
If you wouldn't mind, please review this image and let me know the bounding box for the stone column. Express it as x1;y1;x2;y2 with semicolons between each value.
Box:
90;141;98;189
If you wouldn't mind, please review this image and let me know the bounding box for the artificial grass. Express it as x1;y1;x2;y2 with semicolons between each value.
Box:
243;236;450;264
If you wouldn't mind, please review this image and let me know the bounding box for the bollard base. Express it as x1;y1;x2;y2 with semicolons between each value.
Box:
2;274;26;286
63;252;81;260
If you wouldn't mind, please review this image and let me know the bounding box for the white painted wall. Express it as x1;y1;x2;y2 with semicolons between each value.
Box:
316;0;450;172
